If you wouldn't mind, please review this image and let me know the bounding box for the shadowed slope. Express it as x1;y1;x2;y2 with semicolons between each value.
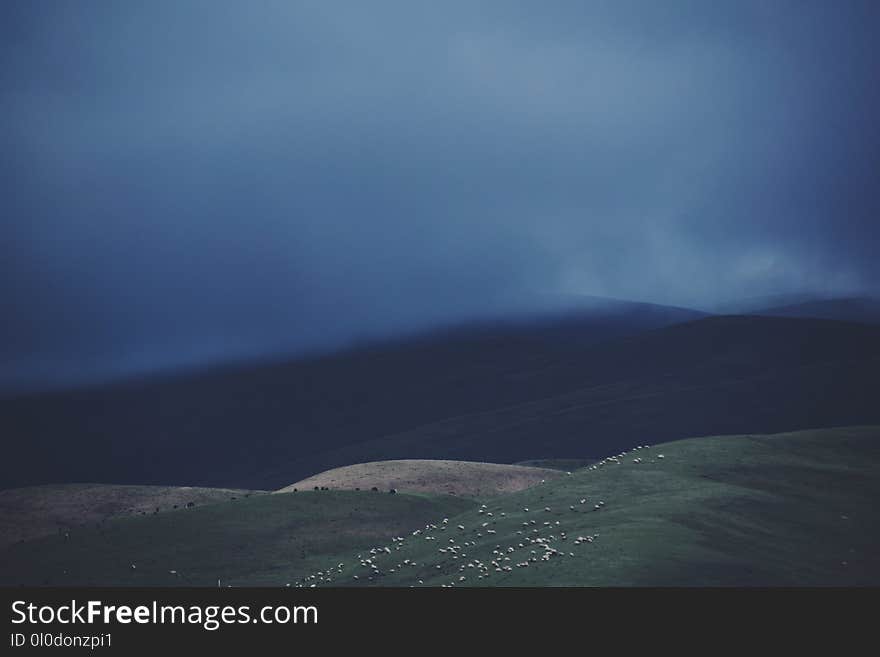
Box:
3;314;879;490
0;300;705;490
254;316;880;481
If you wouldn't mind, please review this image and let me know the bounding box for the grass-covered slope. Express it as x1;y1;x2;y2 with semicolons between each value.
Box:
0;490;474;586
0;484;264;548
2;426;876;587
304;426;880;586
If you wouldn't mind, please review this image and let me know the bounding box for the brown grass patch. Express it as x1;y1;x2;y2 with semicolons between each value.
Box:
275;459;562;497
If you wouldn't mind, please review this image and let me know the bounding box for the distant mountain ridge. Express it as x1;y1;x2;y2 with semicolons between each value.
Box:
2;303;879;491
710;292;830;314
0;297;705;489
250;315;880;486
749;297;880;325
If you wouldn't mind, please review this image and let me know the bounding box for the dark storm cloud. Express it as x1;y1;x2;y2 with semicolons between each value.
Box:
2;0;879;391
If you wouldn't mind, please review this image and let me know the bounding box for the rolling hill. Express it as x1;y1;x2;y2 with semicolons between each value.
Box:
2;426;876;586
298;425;880;587
0;489;474;587
277;460;562;497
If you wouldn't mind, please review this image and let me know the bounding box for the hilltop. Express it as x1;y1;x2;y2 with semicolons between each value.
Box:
277;460;562;497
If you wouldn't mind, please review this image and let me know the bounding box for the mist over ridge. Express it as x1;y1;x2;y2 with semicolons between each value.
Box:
3;1;879;392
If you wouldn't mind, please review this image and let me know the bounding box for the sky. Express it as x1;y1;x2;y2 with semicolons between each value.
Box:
2;0;879;392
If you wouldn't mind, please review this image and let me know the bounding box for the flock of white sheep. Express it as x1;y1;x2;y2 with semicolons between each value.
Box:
293;444;667;587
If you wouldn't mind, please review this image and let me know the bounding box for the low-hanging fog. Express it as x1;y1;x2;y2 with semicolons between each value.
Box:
3;1;879;391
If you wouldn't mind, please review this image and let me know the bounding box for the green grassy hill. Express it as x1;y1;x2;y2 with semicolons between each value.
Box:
1;425;876;586
0;484;264;548
0;491;473;586
304;425;880;586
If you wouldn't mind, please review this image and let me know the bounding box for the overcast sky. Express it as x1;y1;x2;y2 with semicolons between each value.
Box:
3;1;879;391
